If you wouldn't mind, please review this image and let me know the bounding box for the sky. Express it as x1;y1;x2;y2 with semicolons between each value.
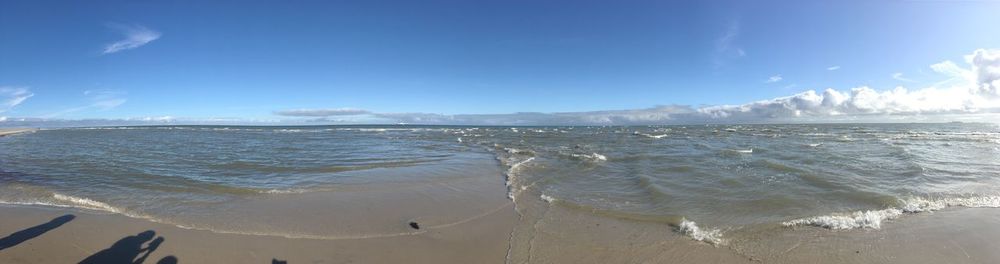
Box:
2;0;1000;126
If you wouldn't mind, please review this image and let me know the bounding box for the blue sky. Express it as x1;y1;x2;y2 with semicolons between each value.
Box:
2;0;1000;125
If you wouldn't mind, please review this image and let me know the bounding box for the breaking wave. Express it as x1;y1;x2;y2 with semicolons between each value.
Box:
569;152;607;162
783;196;1000;230
677;219;724;245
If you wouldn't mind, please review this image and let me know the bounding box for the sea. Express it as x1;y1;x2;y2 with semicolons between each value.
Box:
2;123;999;251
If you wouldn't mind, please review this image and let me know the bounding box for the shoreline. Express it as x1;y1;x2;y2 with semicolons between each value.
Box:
0;151;519;263
0;128;36;137
0;204;514;263
4;126;1000;263
4;203;1000;263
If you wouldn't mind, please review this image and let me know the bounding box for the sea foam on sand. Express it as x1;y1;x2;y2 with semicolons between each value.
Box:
782;196;1000;230
678;219;724;245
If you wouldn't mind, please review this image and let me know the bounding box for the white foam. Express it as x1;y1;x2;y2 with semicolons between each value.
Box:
782;208;902;230
783;196;1000;230
503;157;535;201
262;189;310;194
634;132;668;139
502;147;535;155
900;196;1000;212
677;219;724;245
0;199;78;209
52;193;123;214
571;152;607;162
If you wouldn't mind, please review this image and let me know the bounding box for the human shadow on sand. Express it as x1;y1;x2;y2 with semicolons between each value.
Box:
156;256;178;264
0;214;75;251
79;230;168;264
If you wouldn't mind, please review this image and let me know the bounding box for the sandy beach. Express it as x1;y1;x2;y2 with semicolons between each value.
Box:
2;0;998;262
4;126;1000;263
0;204;515;263
0;128;35;137
4;200;1000;263
0;158;519;264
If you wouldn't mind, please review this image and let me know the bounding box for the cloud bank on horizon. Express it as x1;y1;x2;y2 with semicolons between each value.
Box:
3;49;999;126
275;49;1000;125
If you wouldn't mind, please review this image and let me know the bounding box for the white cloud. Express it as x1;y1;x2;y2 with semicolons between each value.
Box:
969;48;1000;98
83;90;127;110
766;75;783;83
274;108;371;117
891;72;917;82
697;49;1000;121
827;66;841;71
0;86;33;113
42;89;127;118
349;49;1000;124
713;20;744;67
130;116;175;122
103;24;161;54
13;49;1000;126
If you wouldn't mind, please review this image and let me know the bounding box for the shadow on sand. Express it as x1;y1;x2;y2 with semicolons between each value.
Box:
79;230;176;264
0;214;76;251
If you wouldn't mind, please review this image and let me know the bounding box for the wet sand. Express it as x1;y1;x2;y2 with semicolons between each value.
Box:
0;204;514;263
3;196;1000;263
5;203;999;263
731;207;1000;263
0;152;519;263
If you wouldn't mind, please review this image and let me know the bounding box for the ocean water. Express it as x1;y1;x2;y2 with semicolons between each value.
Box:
2;124;1000;245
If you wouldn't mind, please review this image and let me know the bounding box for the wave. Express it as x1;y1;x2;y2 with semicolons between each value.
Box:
634;132;668;139
261;188;311;194
724;148;753;154
503;157;535;201
0;193;154;222
677;219;724;245
52;193;123;213
782;196;1000;230
781;208;902;230
490;144;538;201
501;146;535;156
540;194;556;203
570;153;607;162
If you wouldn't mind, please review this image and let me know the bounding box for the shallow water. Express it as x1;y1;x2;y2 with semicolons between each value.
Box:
1;123;999;244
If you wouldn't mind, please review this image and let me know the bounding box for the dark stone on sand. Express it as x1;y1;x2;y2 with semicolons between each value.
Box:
409;222;420;230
